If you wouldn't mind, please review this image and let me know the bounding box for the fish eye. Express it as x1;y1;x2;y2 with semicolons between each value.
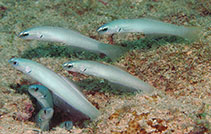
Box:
35;87;39;92
67;64;73;68
19;32;29;37
101;27;108;32
65;122;69;127
13;61;18;66
44;109;47;114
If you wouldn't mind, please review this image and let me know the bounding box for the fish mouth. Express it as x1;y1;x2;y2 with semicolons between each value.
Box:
18;32;29;38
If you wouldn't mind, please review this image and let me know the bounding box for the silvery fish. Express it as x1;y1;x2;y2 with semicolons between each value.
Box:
97;18;201;41
28;84;53;108
63;60;155;93
29;84;93;122
8;58;100;120
18;26;126;60
35;107;54;131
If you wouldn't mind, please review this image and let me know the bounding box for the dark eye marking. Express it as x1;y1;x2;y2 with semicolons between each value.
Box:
101;27;108;32
83;68;87;72
35;87;39;92
44;109;47;114
67;64;73;68
19;32;29;37
13;61;18;65
40;35;43;38
65;122;69;127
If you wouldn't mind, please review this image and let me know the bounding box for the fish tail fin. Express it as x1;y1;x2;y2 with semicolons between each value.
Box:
99;43;127;60
182;27;202;41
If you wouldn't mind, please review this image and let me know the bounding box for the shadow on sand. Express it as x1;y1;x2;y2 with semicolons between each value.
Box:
20;35;190;62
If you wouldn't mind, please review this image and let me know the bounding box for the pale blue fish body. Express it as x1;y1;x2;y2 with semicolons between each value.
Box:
59;121;73;131
63;60;155;93
9;58;100;120
18;26;126;59
97;18;201;40
31;84;91;121
28;84;53;108
35;107;54;131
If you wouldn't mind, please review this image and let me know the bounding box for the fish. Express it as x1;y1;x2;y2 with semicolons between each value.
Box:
28;84;53;108
29;84;94;122
59;121;73;131
8;58;100;120
35;107;54;131
62;60;155;93
18;26;126;60
97;18;201;41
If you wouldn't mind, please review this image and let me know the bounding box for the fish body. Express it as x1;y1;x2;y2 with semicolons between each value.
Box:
30;84;90;121
18;26;126;59
97;18;201;40
35;107;54;131
63;60;154;93
28;84;53;108
9;58;100;120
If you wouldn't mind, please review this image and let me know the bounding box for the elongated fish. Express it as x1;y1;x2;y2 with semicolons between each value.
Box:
28;84;53;108
35;107;54;131
63;60;155;93
97;18;201;41
18;26;126;59
8;58;100;120
29;84;93;121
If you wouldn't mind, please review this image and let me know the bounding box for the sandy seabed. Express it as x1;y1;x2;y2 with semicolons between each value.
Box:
0;0;210;134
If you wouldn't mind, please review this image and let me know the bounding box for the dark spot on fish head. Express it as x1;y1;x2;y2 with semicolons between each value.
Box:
35;87;39;92
44;109;47;115
13;61;18;66
101;27;108;32
97;26;109;33
19;32;29;38
66;63;73;69
65;122;69;127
